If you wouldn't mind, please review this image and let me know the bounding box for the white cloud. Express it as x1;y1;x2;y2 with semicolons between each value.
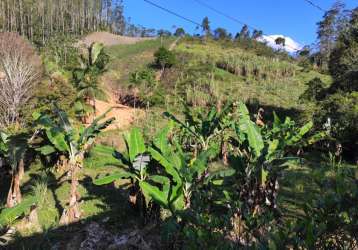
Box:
257;34;303;53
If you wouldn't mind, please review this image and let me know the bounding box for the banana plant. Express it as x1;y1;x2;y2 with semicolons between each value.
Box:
205;102;318;225
134;124;215;213
93;128;152;216
264;111;326;158
93;125;215;216
163;102;232;155
233;102;301;183
148;137;216;212
0;131;29;208
73;42;109;123
33;104;114;224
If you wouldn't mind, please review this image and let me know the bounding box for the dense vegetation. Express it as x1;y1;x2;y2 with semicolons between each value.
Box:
0;1;357;249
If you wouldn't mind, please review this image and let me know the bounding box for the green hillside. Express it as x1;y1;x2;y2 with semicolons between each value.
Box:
103;38;175;89
169;40;331;109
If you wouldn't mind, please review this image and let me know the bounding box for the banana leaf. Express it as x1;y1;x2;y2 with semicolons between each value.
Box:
36;145;56;155
140;181;168;208
93;171;135;185
90;42;104;65
125;128;146;163
0;196;38;228
204;168;236;184
153;124;173;154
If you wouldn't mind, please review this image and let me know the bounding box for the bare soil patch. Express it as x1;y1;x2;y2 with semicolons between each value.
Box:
94;89;144;131
80;32;154;47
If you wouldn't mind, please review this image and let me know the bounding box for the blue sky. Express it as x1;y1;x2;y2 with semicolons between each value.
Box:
123;0;357;46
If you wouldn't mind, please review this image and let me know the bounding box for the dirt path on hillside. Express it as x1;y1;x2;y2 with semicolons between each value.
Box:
93;37;181;131
79;32;154;47
95;90;144;131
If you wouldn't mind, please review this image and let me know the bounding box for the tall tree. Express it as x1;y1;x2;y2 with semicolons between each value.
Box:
0;0;126;45
238;24;250;40
316;1;346;70
214;27;229;40
174;27;185;37
252;29;263;39
111;0;125;35
308;7;358;159
275;37;286;50
201;16;211;37
157;29;172;37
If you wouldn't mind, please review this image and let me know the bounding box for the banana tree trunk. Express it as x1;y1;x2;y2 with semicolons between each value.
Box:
184;191;191;209
92;98;96;122
81;97;91;124
82;115;87;124
216;99;222;113
6;177;14;208
222;141;229;166
6;170;22;208
129;180;138;207
18;159;24;181
60;161;81;225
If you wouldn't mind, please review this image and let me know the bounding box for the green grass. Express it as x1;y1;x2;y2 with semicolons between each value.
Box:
168;40;331;111
106;38;173;59
7;150;135;248
103;37;175;89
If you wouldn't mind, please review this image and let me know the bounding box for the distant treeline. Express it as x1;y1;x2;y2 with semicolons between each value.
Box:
0;0;126;45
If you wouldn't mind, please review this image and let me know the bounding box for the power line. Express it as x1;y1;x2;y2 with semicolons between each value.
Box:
143;0;301;52
143;0;202;28
302;0;326;13
192;0;301;51
192;0;247;27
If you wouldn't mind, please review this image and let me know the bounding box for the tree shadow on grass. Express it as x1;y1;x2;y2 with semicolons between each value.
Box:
79;176;139;229
4;175;142;250
5;173;240;250
245;101;304;122
278;157;324;220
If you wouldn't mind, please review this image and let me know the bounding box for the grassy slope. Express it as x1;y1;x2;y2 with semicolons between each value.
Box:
171;41;331;111
102;37;175;89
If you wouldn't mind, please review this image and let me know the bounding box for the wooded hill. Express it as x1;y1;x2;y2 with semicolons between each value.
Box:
0;0;125;44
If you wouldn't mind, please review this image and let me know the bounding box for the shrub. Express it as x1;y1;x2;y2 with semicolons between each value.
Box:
0;32;42;129
42;34;79;71
300;77;326;102
314;91;358;158
154;47;176;70
129;69;156;87
268;156;358;249
308;10;358;160
23;76;77;124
